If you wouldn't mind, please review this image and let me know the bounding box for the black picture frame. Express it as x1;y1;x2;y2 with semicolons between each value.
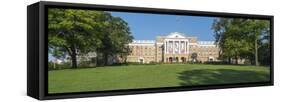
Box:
27;1;274;100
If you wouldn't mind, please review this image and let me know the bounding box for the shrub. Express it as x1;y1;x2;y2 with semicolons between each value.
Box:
125;62;157;65
244;59;252;65
48;62;71;70
78;61;96;68
204;61;229;65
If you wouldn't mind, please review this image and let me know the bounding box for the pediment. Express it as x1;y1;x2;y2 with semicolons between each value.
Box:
166;32;186;38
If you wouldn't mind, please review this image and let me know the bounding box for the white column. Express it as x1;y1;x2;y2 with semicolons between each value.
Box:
165;40;167;54
186;41;189;53
164;40;166;54
178;40;180;54
164;40;165;54
183;41;185;54
179;40;182;54
186;41;188;54
183;40;185;54
163;40;165;62
165;40;168;54
173;40;175;54
183;40;186;54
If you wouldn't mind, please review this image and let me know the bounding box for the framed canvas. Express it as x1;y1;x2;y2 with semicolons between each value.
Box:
27;1;274;100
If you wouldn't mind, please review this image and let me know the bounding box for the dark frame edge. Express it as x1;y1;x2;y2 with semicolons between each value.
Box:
27;2;40;100
270;16;274;86
28;1;274;100
39;1;47;100
42;82;273;100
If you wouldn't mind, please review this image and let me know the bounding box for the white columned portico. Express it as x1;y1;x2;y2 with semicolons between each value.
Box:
162;32;191;62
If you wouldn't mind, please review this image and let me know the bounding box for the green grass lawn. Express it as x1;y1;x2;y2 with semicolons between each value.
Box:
48;64;270;94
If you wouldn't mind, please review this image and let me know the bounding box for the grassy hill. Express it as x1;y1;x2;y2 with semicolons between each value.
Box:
48;64;270;94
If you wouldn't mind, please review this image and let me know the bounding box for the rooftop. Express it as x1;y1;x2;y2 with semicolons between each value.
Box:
132;40;155;44
198;41;216;45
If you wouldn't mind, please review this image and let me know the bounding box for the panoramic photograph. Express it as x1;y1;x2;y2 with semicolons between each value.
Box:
48;8;271;94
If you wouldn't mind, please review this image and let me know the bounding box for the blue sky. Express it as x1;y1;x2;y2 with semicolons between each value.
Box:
110;11;217;41
49;11;218;61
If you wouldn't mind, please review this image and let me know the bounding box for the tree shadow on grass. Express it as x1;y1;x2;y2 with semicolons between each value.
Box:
178;69;270;86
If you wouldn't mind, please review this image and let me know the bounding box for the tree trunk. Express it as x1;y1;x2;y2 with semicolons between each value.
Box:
71;53;77;68
53;62;56;69
255;38;259;66
96;52;105;66
124;57;127;63
235;56;238;64
228;57;231;64
103;53;108;65
70;46;78;68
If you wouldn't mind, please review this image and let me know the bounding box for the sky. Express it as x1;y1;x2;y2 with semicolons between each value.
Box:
110;11;217;41
49;10;218;61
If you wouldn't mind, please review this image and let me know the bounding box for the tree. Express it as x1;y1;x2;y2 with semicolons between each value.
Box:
49;47;64;60
191;52;198;63
258;27;270;65
96;14;133;65
48;8;105;68
246;20;270;66
212;18;233;63
49;47;65;69
120;45;132;63
212;18;270;65
48;8;133;68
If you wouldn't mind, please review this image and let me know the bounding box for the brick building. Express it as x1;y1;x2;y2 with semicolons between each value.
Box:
127;32;220;63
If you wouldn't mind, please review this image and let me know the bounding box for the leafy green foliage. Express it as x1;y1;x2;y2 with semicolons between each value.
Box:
191;52;198;62
95;14;133;65
48;8;133;68
212;18;270;65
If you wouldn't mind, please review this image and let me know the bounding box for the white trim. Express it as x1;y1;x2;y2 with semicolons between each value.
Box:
165;32;186;38
156;43;163;45
198;41;215;45
198;45;217;47
132;40;155;44
189;43;197;45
